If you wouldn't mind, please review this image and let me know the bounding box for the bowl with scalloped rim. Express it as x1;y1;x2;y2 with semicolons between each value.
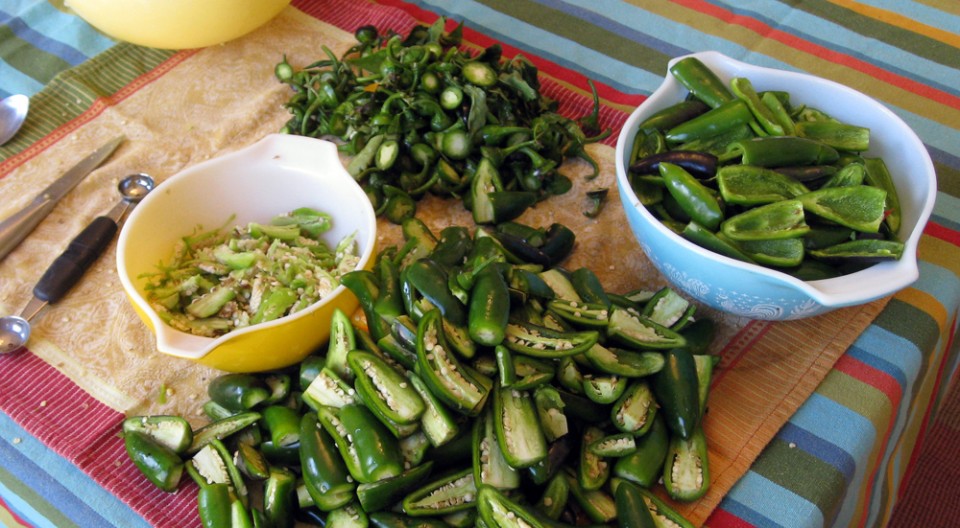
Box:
117;134;377;372
614;51;936;320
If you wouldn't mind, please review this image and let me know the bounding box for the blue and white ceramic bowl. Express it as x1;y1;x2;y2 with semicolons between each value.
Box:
614;51;936;320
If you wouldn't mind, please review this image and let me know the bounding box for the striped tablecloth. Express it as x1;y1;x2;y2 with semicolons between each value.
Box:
1;1;959;527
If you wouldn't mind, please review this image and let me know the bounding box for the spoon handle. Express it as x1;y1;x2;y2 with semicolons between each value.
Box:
33;216;117;303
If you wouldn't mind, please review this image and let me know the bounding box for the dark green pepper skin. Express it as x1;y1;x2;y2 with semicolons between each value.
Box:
733;136;839;167
659;162;724;232
651;347;701;440
369;511;449;528
665;99;752;144
123;430;184;492
342;269;390;341
637;100;710;132
468;264;511;346
614;480;657;528
299;412;355;511
263;466;296;528
357;461;435;512
402;258;467;325
197;483;233;528
207;373;269;412
340;403;405;483
613;415;669;487
662;426;710;502
630;150;718;180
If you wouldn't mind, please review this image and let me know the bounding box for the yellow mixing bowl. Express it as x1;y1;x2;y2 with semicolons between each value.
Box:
63;0;291;49
116;135;377;372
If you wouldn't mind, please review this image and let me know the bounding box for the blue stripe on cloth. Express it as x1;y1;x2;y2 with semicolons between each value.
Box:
0;412;152;528
705;0;960;99
14;2;115;59
785;394;877;527
721;471;824;528
406;0;673;94
776;423;857;484
0;477;58;528
933;190;960;230
0;9;90;65
0;60;44;98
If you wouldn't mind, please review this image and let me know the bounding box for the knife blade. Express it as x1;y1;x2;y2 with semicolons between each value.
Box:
0;135;125;262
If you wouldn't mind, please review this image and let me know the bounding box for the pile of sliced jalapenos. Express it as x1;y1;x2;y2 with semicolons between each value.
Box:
628;56;904;280
275;18;609;225
122;218;719;528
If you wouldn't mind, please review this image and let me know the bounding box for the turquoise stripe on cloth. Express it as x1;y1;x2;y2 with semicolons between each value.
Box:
0;412;151;528
724;471;825;528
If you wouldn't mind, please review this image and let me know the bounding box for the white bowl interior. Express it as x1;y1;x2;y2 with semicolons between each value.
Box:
117;134;377;358
615;51;936;309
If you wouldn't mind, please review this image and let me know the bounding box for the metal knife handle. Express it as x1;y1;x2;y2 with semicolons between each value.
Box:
0;197;56;262
33;216;118;303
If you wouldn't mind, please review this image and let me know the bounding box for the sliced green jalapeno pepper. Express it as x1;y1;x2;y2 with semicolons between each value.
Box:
327;501;369;528
188;411;262;454
369;511;449;528
582;374;628;405
317;404;404;484
416;309;492;415
533;385;569;442
402;258;467;325
547;299;610;328
122;415;193;454
407;372;460;447
864;156;901;234
613;415;669;487
614;480;657;528
642;287;695;329
511;354;556;390
563;470;617;524
123;429;185;492
374;254;406;325
469;264;511;346
795;120;869;152
526;435;574;486
302;367;357;410
473;405;521;490
262;466;296;528
504;321;599;358
730;77;784;136
261;405;301;447
537;473;570;521
663;425;710;502
669;56;736;108
578;426;610;491
637;99;711;133
208;373;270;412
402;467;477;516
611;380;658;435
348;349;426;425
717;165;810;206
798;185;887;233
720;199;810;241
357;461;435;513
494;384;548;468
730;136;839;167
342;269;390;342
589;431;637;458
234;442;269;482
651;348;701;440
809;238;904;262
477;485;547;528
197;482;233;528
607;306;686;350
665;99;753;145
682;221;755;263
299;412;355;511
659;162;724;231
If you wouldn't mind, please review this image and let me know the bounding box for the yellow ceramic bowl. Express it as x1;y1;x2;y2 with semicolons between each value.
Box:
116;135;377;372
63;0;291;49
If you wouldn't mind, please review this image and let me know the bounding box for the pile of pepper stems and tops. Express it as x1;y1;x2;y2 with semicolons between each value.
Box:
119;19;903;528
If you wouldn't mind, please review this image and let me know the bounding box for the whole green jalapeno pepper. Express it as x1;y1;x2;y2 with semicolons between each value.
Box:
659;162;724;232
298;412;355;512
651;347;701;440
669;56;736;108
614;479;657;528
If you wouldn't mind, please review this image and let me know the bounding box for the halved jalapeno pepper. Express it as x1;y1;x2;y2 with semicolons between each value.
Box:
416;309;491;416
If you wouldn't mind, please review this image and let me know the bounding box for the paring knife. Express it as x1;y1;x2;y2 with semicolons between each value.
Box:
0;135;125;262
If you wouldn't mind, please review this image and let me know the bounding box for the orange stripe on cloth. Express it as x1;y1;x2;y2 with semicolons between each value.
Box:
827;0;960;47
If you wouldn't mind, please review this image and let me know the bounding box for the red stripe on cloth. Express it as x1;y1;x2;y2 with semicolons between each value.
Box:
669;0;960;112
895;309;958;500
0;351;201;528
924;221;960;246
833;354;904;527
706;507;758;527
0;494;32;528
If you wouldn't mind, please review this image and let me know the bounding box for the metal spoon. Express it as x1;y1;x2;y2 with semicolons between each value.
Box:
0;173;155;355
0;94;29;146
